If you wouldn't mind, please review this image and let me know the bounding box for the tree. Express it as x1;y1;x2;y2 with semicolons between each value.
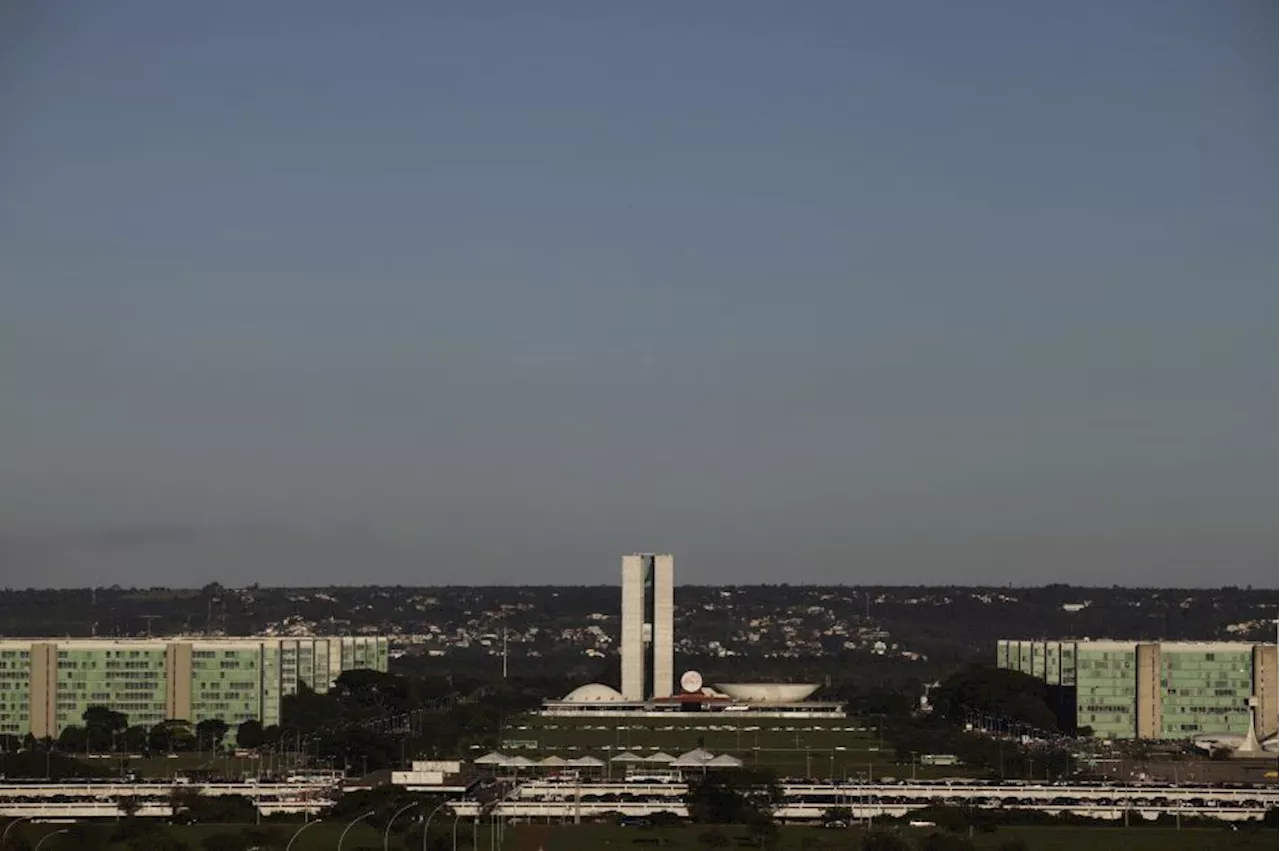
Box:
685;769;781;824
235;719;264;749
182;794;256;824
122;725;148;753
745;811;779;849
931;665;1059;732
56;725;88;754
82;706;128;734
83;707;129;751
149;720;195;753
195;719;229;751
116;795;142;820
168;787;204;822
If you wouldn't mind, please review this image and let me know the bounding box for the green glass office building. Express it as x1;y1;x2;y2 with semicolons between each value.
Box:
997;639;1277;741
0;636;388;739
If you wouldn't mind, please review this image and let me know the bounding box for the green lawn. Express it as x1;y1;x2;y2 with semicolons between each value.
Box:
499;824;1279;851
12;821;403;851
10;822;1275;851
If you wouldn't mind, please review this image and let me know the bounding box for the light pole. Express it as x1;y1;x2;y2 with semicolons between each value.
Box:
384;801;420;851
2;816;34;846
452;809;466;851
34;829;69;851
422;800;450;851
284;818;321;851
339;810;376;851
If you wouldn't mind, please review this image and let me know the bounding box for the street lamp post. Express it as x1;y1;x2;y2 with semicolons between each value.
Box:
338;810;376;851
452;809;466;851
284;819;321;851
2;816;34;846
384;801;420;851
34;829;69;851
422;800;451;851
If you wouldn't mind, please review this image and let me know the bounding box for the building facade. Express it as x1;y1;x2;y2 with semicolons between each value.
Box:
620;554;675;701
0;636;388;739
997;639;1277;741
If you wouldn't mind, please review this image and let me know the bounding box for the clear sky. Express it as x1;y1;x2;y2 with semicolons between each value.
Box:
1;1;1274;588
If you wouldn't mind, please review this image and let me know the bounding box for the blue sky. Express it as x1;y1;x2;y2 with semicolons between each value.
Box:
1;1;1274;587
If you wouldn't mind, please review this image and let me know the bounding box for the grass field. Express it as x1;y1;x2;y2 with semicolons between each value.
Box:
10;822;1275;851
501;824;1279;851
12;821;394;851
501;716;952;781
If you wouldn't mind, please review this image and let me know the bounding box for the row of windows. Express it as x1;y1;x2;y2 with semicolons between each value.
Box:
1165;688;1249;698
0;652;30;659
59;650;159;659
193;661;258;671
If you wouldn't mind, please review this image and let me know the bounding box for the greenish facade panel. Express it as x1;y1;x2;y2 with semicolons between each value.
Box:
0;636;389;739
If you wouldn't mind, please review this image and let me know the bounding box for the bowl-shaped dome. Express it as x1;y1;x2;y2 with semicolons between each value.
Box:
713;683;820;703
562;683;626;702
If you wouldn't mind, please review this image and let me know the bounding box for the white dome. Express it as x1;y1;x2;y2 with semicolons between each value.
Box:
714;683;820;703
562;683;626;702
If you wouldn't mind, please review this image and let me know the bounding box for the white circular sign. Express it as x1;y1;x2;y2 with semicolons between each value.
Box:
680;670;703;693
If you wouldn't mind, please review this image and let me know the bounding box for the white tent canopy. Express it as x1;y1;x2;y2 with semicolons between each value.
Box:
672;748;716;767
705;754;744;767
610;751;644;762
567;755;605;767
474;752;508;765
643;752;676;763
539;756;568;767
505;756;537;767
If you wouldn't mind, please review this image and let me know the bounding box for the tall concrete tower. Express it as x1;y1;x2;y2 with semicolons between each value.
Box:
651;554;674;698
620;555;647;701
619;554;675;700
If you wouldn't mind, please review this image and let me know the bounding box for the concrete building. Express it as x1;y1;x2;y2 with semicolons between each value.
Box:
620;554;674;701
544;556;843;718
997;639;1277;741
0;636;388;739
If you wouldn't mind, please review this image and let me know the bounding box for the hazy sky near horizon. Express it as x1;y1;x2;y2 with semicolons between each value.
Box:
2;1;1275;588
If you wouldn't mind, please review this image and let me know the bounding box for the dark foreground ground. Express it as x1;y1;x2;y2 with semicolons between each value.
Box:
9;822;1277;851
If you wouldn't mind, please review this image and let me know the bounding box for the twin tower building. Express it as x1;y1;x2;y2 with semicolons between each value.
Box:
620;553;675;701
